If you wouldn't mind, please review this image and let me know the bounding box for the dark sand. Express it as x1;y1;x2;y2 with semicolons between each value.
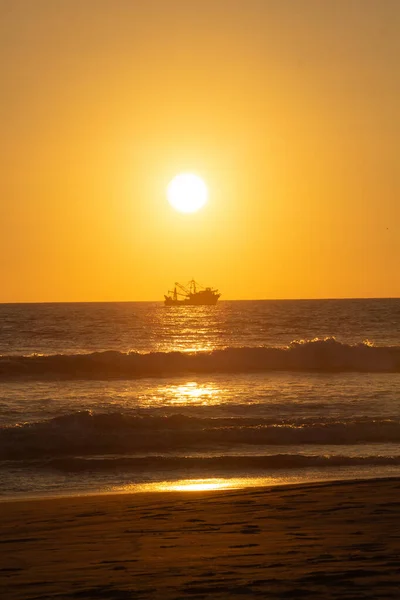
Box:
1;478;400;599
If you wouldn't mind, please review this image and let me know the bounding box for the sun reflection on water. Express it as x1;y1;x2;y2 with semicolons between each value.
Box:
163;381;220;405
113;477;279;494
127;379;224;408
162;478;237;492
178;345;214;353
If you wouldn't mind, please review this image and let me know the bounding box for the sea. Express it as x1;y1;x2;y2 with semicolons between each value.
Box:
1;298;400;500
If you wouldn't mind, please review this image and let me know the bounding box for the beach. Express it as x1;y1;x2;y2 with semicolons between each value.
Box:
2;477;400;599
3;0;400;596
2;301;400;597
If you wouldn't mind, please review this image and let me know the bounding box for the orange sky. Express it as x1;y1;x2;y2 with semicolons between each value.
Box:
1;0;399;301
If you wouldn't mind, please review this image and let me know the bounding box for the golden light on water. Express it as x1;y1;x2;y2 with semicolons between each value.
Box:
166;479;236;492
114;478;241;494
112;477;282;494
167;174;208;214
129;380;222;408
163;381;219;405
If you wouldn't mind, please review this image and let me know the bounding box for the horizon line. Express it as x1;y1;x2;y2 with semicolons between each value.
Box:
1;296;400;305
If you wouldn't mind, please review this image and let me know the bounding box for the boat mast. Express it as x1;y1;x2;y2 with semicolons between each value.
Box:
174;281;191;297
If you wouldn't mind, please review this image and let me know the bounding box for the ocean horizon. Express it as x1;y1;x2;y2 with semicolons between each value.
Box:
1;298;400;499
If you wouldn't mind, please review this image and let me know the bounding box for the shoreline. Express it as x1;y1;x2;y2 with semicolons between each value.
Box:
2;477;400;598
2;471;400;504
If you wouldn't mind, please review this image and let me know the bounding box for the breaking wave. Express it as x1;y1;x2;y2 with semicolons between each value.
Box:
2;410;400;460
1;338;400;380
45;454;400;473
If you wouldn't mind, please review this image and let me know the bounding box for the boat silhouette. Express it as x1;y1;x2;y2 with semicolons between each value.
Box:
164;280;221;306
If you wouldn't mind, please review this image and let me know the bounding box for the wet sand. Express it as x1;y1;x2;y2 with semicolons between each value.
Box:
1;478;400;599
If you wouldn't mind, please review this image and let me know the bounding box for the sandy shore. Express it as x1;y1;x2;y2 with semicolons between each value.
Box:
1;478;400;599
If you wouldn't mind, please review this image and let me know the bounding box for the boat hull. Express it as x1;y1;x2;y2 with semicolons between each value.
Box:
164;280;221;306
164;295;220;306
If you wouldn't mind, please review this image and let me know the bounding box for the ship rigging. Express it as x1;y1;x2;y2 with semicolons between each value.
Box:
164;280;221;306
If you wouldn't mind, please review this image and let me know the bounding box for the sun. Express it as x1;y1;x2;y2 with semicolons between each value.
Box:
167;173;208;214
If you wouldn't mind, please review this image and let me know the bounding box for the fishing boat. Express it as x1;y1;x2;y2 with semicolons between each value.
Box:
164;280;221;306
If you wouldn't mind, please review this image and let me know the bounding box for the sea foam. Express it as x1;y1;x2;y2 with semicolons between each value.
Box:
0;338;399;380
2;410;400;460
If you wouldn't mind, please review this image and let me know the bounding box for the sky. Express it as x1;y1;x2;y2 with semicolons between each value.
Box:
1;0;399;301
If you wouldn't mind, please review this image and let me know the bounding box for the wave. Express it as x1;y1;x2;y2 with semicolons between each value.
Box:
1;338;400;379
2;411;400;460
44;454;400;473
